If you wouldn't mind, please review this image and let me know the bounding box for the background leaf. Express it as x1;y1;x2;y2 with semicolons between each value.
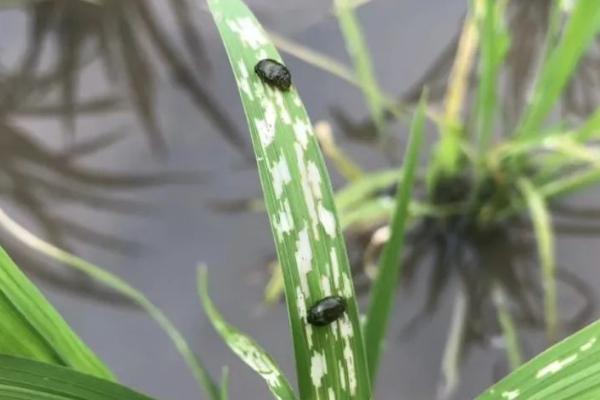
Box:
0;246;114;380
364;94;427;381
477;318;600;400
0;208;220;400
518;178;557;341
517;0;600;139
198;268;297;400
0;355;154;400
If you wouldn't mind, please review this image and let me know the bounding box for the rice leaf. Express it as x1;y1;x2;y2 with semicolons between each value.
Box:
206;1;372;398
333;0;386;135
0;355;154;400
492;285;523;370
574;106;600;142
269;31;357;86
540;167;600;199
429;1;480;183
476;318;600;400
516;1;600;139
518;179;557;341
474;0;510;154
198;268;297;400
364;94;427;381
0;246;114;380
335;169;402;211
0;208;220;400
220;367;230;400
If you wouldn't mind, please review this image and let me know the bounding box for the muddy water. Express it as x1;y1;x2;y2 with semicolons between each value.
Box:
1;1;599;399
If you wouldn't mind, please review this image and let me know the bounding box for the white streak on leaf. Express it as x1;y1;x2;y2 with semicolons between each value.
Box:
255;99;277;147
536;354;578;379
330;248;341;290
229;334;282;389
253;80;265;98
237;60;253;100
227;17;268;49
318;203;336;238
307;161;323;199
501;389;520;400
294;118;311;149
580;337;597;352
321;276;332;297
258;49;268;60
295;144;319;238
339;360;347;391
295;227;313;294
342;274;353;298
339;317;357;395
296;287;313;347
274;90;292;125
274;200;294;241
271;152;291;198
310;351;328;388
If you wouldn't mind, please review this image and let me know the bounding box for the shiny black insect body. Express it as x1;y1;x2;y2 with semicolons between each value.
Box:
307;296;347;326
254;58;292;90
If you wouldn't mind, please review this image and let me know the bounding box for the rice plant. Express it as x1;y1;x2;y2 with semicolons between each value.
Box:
2;0;600;399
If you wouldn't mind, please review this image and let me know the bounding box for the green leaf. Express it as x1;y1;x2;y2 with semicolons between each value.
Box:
364;94;427;382
516;0;600;139
474;0;510;154
574;106;600;142
335;169;402;212
492;285;523;370
0;209;220;400
333;0;386;135
0;355;154;400
198;268;297;400
477;318;600;400
0;246;114;380
206;0;372;398
518;179;557;341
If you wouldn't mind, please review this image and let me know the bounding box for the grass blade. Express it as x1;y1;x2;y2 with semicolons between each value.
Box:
220;367;230;400
0;355;154;400
206;1;372;398
477;318;600;400
518;179;557;341
364;94;427;381
0;246;114;380
0;208;220;400
492;285;523;370
516;1;600;139
429;1;480;181
474;0;509;154
335;169;402;211
438;289;467;400
198;268;297;400
333;0;386;135
574;106;600;142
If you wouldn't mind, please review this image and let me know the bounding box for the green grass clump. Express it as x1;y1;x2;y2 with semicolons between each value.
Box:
2;0;600;399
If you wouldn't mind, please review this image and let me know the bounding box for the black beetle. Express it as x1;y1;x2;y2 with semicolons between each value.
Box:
307;295;347;326
254;58;292;91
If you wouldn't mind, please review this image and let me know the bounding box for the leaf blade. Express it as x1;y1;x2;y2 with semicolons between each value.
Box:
477;319;600;400
0;355;154;400
518;178;557;341
206;0;372;398
516;1;600;139
198;268;297;400
364;94;427;381
0;246;114;380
